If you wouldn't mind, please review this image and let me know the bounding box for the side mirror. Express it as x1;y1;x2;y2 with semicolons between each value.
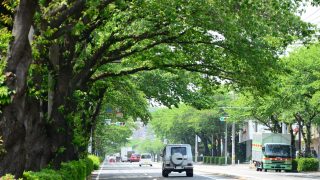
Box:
262;147;265;152
160;153;163;157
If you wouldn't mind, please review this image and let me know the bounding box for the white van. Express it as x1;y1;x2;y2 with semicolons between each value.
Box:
161;144;193;177
139;153;153;166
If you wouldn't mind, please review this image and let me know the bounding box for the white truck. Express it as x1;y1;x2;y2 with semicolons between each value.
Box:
120;147;133;162
252;133;292;172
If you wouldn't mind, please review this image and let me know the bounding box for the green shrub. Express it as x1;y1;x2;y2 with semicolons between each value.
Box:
85;157;94;176
218;157;231;165
214;156;220;164
207;156;211;164
218;157;224;165
206;156;211;164
297;158;319;172
292;159;298;172
24;169;62;180
0;174;15;180
203;156;207;163
88;154;101;170
22;155;101;180
212;157;217;164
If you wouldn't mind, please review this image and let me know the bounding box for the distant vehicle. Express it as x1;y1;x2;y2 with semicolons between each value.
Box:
161;144;193;177
139;153;153;167
129;153;141;162
108;155;116;163
252;133;292;172
121;147;133;162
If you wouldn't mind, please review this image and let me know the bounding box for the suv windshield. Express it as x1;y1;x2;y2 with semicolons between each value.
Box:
264;144;291;158
141;154;151;159
171;147;187;155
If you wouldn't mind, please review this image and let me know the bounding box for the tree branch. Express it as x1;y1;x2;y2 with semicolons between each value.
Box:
49;0;86;28
91;63;234;82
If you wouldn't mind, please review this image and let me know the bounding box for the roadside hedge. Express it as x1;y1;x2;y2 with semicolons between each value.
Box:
1;155;101;180
297;158;319;172
88;154;100;170
0;174;16;180
292;159;298;172
203;156;232;165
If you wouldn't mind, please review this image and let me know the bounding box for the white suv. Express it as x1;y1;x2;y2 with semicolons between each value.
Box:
161;144;193;177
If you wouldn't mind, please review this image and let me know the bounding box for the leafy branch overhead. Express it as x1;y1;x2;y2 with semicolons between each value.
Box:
34;0;313;92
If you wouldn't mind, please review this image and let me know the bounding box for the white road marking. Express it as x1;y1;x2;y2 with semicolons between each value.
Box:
95;159;106;180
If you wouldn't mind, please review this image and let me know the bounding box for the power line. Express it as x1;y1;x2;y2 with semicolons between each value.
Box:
302;8;320;21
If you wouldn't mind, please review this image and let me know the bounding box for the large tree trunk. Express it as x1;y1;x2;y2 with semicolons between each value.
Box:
304;120;312;157
47;64;79;167
200;134;210;156
0;0;40;176
288;123;296;157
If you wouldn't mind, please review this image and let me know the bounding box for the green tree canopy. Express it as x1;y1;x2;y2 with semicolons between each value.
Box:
0;0;315;176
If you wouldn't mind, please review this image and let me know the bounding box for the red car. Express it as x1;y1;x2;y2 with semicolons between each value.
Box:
129;154;140;162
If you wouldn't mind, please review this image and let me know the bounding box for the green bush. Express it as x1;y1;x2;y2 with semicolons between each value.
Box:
88;154;101;170
208;157;213;164
203;156;208;164
214;156;220;164
218;157;231;165
85;157;94;175
24;169;63;180
297;158;319;172
205;156;210;164
212;157;217;164
292;159;298;172
206;156;211;164
0;174;15;180
21;155;101;180
218;157;224;165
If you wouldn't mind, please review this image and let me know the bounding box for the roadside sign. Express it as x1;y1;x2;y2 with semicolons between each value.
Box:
106;107;113;113
220;116;229;121
105;119;111;125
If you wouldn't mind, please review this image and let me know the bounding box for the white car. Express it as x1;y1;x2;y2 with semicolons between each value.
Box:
139;153;153;166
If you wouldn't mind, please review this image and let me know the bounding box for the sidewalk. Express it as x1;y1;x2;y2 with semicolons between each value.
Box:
195;163;320;180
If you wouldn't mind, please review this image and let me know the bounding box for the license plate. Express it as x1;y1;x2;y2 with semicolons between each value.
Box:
176;166;183;169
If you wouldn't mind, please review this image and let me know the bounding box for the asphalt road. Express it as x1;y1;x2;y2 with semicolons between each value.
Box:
91;160;239;180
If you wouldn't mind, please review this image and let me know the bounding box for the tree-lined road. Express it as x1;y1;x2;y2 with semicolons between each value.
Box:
91;160;239;180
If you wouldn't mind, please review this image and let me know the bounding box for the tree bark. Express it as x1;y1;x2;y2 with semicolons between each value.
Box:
0;0;40;176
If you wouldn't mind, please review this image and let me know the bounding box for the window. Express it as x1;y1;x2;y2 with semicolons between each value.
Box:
141;154;151;159
264;144;291;158
171;147;187;155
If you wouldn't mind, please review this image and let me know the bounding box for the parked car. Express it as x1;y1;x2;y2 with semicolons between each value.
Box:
161;144;193;177
129;153;140;162
139;153;153;167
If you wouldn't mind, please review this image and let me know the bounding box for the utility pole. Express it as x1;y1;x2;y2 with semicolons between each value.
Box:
232;122;235;165
195;135;198;163
298;119;301;153
212;134;214;156
225;122;228;165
